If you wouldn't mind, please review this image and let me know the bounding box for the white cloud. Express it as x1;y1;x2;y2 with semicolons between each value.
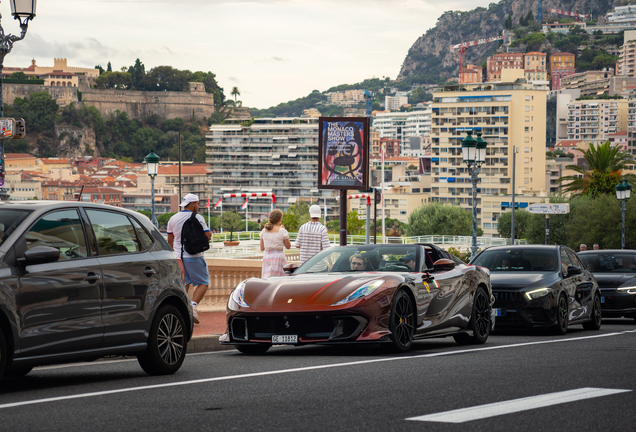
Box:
4;0;491;108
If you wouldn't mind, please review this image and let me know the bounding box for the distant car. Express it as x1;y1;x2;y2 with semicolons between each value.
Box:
221;243;494;354
471;245;601;334
0;201;193;378
577;250;636;323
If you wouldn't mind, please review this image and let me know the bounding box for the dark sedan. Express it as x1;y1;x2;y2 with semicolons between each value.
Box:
578;250;636;323
471;245;601;334
221;243;494;353
0;201;193;378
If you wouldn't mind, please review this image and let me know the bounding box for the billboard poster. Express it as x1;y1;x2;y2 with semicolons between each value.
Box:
318;117;369;190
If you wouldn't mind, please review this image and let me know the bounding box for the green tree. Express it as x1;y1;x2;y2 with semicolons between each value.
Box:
496;209;533;240
505;14;512;29
141;66;189;92
10;71;28;80
107;61;112;72
221;210;243;242
11;91;59;133
231;86;241;102
190;71;226;106
406;202;481;236
282;201;311;231
95;71;133;89
558;141;636;197
347;210;365;235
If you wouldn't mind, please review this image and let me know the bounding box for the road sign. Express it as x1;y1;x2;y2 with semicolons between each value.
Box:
527;203;570;214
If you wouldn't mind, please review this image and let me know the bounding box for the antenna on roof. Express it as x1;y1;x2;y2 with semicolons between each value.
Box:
77;184;84;202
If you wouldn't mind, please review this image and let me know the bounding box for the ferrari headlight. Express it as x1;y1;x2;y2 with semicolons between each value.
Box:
331;279;385;306
617;286;636;295
524;288;550;300
230;281;249;307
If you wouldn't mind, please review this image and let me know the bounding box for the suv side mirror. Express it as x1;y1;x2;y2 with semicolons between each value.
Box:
566;265;582;277
17;246;60;266
283;263;298;274
432;258;455;272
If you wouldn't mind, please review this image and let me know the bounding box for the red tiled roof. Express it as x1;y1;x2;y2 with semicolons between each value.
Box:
5;153;36;159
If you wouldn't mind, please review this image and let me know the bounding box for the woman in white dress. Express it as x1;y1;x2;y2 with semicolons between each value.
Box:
260;209;291;278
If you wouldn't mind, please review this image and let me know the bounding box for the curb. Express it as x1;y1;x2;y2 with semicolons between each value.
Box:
188;334;235;353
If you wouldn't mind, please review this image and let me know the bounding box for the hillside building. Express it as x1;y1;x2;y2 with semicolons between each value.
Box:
566;99;629;144
523;52;547;82
459;64;483;84
431;74;548;237
486;53;523;82
549;52;575;90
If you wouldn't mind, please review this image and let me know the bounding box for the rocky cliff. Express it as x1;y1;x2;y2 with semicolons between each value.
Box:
398;0;615;84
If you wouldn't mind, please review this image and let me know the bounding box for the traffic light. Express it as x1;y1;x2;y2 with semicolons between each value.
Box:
374;188;381;202
14;118;26;139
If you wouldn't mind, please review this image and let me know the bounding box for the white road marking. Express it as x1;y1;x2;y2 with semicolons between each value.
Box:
1;329;635;410
406;387;632;423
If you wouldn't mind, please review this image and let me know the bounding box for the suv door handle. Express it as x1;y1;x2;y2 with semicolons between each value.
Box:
86;272;101;283
144;267;157;277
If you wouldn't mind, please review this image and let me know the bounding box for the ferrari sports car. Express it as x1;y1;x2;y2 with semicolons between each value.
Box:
220;243;494;354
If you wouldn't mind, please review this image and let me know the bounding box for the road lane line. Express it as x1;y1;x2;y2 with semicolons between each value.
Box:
406;387;632;423
1;329;635;410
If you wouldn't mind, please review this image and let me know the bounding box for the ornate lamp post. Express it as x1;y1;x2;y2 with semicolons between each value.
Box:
615;180;632;249
145;150;160;228
0;0;37;199
461;131;487;258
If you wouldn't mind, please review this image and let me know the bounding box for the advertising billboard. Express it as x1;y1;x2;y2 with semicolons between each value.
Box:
318;117;369;190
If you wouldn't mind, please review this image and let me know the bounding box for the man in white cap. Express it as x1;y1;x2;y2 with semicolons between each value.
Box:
167;193;211;324
295;204;330;264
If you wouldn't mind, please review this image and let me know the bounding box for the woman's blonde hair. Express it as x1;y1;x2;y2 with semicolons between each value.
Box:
265;209;283;230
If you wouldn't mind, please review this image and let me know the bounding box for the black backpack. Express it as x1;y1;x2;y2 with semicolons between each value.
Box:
181;212;210;256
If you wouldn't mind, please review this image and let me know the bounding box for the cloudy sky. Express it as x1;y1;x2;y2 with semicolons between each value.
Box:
8;0;491;109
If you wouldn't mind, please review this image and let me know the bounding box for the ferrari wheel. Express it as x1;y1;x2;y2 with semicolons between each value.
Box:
453;286;491;345
236;344;271;354
582;294;602;331
552;294;569;335
388;289;415;352
138;305;187;375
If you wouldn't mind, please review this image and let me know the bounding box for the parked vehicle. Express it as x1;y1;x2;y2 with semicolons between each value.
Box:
471;245;602;334
0;201;192;378
578;250;636;323
221;243;494;353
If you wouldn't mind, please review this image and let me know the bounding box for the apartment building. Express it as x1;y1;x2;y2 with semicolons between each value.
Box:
385;95;408;111
328;89;366;107
628;97;636;156
566;99;629;144
546;88;581;149
459;64;483;84
549;52;575;90
541;22;587;34
608;6;636;22
486;53;524;82
206;117;338;221
524;52;547;82
431;75;548;237
373;107;432;156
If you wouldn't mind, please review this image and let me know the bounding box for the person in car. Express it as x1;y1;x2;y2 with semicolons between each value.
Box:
400;252;417;271
350;253;370;271
544;254;556;271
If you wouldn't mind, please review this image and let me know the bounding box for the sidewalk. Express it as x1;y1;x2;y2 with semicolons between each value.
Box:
187;304;235;353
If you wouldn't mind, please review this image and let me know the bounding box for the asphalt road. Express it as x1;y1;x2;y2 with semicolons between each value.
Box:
1;319;635;432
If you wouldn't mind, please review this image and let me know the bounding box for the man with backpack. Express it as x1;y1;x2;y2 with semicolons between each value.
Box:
167;194;212;324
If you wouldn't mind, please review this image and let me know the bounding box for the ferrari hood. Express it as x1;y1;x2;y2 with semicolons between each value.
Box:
243;273;386;308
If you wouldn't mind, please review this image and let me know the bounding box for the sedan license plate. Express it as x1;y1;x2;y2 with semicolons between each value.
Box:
601;296;605;303
272;335;298;344
494;308;502;317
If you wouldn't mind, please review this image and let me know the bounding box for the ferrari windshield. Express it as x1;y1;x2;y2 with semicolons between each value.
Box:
579;252;636;273
472;248;558;272
0;209;32;247
295;244;420;274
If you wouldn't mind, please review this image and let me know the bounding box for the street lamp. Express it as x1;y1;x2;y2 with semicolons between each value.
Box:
461;131;487;258
615;180;632;249
145;149;160;228
0;0;37;199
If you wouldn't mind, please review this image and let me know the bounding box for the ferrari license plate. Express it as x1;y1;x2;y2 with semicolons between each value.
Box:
272;335;298;344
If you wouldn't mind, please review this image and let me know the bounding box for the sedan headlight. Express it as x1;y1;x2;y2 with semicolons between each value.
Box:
617;286;636;295
331;280;385;306
524;287;550;300
230;281;249;307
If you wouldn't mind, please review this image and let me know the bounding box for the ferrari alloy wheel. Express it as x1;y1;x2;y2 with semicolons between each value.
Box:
552;294;569;335
236;344;271;355
138;305;187;375
453;287;491;345
583;294;602;331
388;290;415;352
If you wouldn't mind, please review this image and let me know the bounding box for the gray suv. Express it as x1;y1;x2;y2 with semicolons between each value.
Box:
0;201;193;378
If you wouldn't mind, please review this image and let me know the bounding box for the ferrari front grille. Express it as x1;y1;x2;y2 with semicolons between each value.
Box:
239;314;368;341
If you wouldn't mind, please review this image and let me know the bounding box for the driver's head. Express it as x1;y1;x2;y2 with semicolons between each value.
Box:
400;252;417;271
350;253;368;271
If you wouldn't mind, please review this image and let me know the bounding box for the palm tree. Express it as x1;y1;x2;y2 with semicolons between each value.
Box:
558;141;636;197
231;86;240;102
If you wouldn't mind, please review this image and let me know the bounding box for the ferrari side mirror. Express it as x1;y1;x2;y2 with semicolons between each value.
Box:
283;263;298;274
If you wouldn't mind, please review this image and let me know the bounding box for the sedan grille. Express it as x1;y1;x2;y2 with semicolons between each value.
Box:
492;290;525;308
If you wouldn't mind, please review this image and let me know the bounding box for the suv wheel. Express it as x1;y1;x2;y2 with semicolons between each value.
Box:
138;304;187;375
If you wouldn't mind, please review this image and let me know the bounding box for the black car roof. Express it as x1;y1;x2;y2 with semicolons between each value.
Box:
483;245;563;251
578;250;636;254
